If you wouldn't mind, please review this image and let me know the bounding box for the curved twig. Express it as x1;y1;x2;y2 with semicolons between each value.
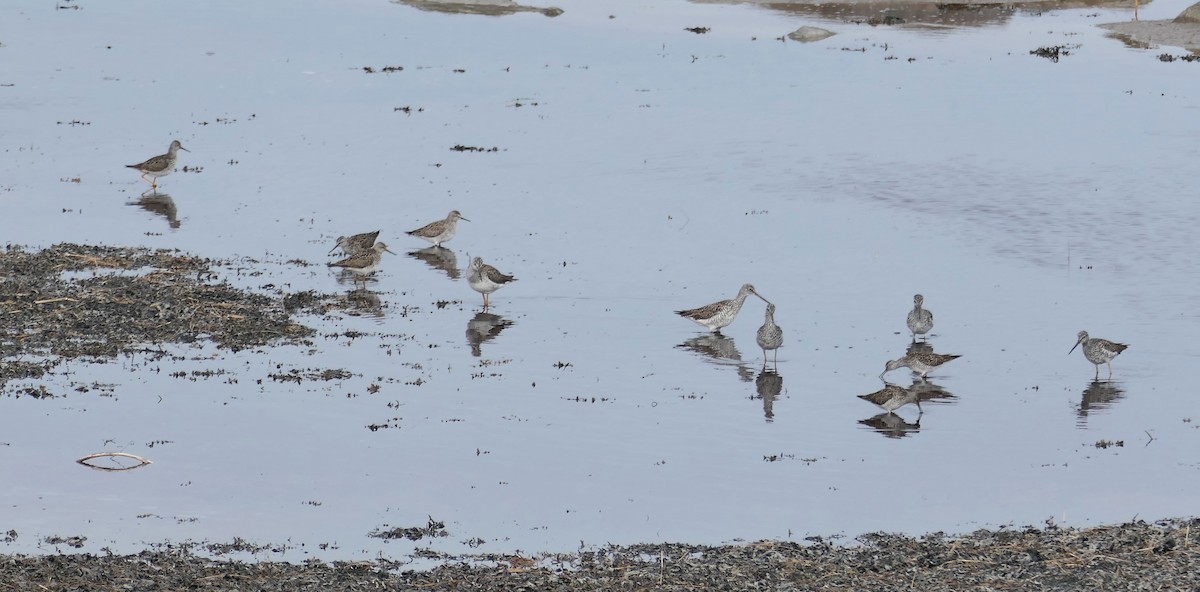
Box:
76;451;153;471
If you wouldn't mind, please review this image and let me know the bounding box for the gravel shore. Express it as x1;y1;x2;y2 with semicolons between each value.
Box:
4;518;1198;591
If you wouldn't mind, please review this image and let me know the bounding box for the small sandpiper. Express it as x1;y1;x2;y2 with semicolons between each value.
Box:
1070;331;1129;379
880;351;961;379
676;284;768;334
127;140;189;190
859;383;921;414
467;256;516;309
906;294;933;341
756;302;783;367
407;210;469;247
328;242;395;289
329;230;381;256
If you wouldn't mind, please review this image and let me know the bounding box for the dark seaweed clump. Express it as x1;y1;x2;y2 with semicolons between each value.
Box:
0;243;316;384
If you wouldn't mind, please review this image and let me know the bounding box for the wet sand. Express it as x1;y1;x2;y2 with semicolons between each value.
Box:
704;0;1200;50
1099;19;1200;51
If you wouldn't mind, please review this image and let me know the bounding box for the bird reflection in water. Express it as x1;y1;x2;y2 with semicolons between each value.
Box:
332;269;376;291
909;377;957;405
466;311;514;357
859;412;922;439
675;333;755;382
408;246;460;279
131;193;180;229
754;369;783;422
1077;379;1125;425
344;289;384;320
905;340;933;356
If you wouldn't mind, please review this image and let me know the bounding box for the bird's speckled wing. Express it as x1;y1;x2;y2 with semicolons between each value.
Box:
330;251;375;269
676;298;731;320
129;153;172;172
483;265;515;285
407;220;445;237
914;352;960;366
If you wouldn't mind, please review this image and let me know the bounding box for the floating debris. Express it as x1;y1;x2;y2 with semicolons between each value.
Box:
1030;44;1078;62
76;451;153;472
369;516;449;541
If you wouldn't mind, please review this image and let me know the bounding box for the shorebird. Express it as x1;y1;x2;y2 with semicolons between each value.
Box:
127;140;189;190
1070;331;1129;379
407;210;469;247
676;284;767;334
467;256;516;309
906;294;933;341
859;383;921;414
328;242;395;289
880;351;961;379
756;302;783;367
329;230;380;256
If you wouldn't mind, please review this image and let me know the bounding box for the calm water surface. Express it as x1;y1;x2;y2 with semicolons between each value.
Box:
1;0;1198;561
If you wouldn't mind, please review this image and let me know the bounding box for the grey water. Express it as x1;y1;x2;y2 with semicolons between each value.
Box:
1;0;1198;562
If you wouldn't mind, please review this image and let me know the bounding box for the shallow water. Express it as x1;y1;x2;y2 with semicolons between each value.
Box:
1;0;1199;562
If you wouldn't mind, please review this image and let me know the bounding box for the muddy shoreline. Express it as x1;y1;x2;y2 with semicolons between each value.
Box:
4;518;1198;590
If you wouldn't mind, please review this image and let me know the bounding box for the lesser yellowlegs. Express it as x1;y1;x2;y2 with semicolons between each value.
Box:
467;256;516;309
858;383;921;414
407;210;468;247
880;351;961;379
328;242;395;289
676;283;767;334
906;294;933;341
756;302;783;367
329;230;380;256
1070;331;1128;379
127;140;189;190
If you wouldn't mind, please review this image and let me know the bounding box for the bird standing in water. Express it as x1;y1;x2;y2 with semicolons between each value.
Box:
407;210;469;247
127;140;189;190
1070;331;1128;379
328;230;381;256
328;242;396;290
906;294;933;341
859;383;921;414
467;256;516;309
676;284;768;334
756;302;783;368
880;351;961;379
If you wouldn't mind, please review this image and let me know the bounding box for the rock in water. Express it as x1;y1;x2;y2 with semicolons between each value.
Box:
788;26;836;43
1175;1;1200;24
